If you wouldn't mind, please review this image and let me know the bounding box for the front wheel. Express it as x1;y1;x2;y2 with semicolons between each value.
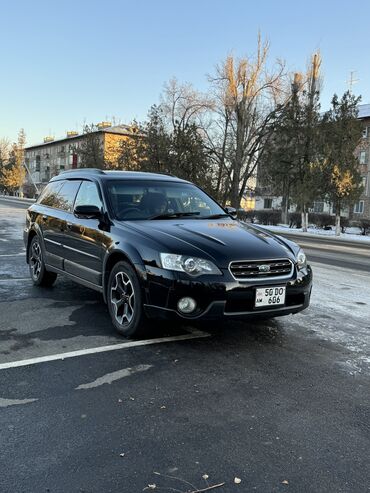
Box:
107;261;148;338
28;236;57;287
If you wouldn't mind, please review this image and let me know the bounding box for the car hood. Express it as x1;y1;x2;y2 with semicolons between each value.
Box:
118;218;296;268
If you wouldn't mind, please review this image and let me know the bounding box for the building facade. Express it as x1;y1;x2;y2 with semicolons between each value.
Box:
354;104;370;218
24;123;136;196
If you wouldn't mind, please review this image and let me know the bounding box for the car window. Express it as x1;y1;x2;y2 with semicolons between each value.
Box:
74;181;103;210
38;181;64;208
106;180;225;220
55;180;82;212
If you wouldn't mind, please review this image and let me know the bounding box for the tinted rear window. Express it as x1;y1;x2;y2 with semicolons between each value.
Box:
38;181;64;208
38;180;81;211
57;180;81;211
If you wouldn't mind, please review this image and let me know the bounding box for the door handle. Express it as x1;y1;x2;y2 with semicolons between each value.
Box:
66;222;73;230
42;215;47;221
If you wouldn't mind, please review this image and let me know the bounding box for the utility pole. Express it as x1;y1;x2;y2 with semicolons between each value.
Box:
23;160;40;196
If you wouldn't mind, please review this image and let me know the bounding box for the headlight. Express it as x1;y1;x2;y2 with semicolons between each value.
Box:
160;253;221;276
296;249;307;270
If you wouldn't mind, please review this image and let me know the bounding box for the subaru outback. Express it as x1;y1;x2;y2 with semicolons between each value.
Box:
24;169;312;337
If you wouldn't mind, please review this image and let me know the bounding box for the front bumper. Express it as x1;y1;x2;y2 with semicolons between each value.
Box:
142;264;313;321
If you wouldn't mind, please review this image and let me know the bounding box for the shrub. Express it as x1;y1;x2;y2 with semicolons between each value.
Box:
359;218;370;235
308;213;348;232
239;209;255;223
349;220;360;228
340;216;349;233
236;208;247;221
255;210;282;225
312;213;333;229
288;212;301;228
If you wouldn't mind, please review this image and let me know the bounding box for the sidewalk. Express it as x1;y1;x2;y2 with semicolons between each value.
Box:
260;224;370;245
0;195;35;205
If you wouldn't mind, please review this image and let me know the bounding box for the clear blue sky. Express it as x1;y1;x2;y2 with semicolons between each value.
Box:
1;0;369;146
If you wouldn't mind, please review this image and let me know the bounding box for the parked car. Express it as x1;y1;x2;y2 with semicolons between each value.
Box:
24;169;312;337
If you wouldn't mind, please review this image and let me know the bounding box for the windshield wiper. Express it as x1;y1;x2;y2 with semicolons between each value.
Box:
148;212;201;220
200;213;230;219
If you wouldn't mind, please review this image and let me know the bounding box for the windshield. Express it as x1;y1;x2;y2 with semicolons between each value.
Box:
106;180;226;220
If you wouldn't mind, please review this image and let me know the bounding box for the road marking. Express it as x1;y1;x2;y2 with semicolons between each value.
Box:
0;329;210;370
0;278;32;283
0;253;25;257
0;397;38;408
75;364;153;390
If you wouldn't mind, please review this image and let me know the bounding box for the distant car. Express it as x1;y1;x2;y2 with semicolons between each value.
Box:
24;169;312;337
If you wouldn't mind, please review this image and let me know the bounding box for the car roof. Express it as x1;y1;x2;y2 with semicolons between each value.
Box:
50;169;189;183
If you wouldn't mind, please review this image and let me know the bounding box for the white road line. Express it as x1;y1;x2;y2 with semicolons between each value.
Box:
0;329;210;370
0;278;32;283
0;253;25;257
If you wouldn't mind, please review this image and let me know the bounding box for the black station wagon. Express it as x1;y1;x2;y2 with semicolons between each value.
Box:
24;169;312;337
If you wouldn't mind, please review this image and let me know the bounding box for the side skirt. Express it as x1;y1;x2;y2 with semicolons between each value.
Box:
45;264;103;294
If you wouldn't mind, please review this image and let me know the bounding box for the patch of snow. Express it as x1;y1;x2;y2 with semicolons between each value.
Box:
0;206;26;240
259;224;370;243
0;397;38;407
285;262;370;374
75;364;153;390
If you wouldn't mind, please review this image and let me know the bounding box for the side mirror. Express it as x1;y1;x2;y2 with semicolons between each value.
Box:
224;206;238;218
74;205;102;219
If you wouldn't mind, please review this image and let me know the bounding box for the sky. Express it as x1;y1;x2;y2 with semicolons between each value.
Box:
1;0;370;146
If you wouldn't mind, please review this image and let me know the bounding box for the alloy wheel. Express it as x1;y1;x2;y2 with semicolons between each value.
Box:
110;271;135;326
30;240;42;280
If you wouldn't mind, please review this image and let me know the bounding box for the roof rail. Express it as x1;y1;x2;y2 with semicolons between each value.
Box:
59;168;105;175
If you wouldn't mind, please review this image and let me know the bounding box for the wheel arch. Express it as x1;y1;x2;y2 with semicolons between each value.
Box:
26;229;39;264
102;248;147;304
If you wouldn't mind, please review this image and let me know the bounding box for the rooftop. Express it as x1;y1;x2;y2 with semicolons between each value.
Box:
25;125;138;151
358;104;370;119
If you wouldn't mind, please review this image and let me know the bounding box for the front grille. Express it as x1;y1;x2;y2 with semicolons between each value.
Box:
229;258;293;280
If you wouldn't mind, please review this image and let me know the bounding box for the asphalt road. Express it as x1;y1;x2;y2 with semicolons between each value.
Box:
271;230;370;273
0;199;369;493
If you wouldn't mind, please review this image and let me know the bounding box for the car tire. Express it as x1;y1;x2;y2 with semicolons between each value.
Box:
28;235;57;287
107;261;148;338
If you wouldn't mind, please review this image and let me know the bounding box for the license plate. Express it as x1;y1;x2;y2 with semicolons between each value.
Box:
255;286;286;308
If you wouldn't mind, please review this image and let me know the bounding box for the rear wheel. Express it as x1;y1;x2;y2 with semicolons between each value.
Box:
28;236;57;287
107;261;148;338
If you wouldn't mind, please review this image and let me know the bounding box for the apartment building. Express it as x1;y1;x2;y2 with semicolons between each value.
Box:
24;123;136;195
354;104;370;218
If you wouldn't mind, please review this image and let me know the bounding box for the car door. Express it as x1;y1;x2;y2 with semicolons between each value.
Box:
37;180;68;270
62;180;106;287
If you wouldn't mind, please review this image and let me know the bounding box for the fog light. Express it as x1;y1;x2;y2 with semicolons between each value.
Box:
177;297;197;314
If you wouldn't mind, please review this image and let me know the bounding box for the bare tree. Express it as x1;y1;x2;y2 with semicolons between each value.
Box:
207;34;286;207
160;78;213;132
